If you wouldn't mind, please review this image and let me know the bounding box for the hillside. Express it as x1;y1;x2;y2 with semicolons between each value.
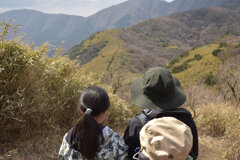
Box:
1;0;240;51
67;7;240;73
120;6;240;72
170;44;220;88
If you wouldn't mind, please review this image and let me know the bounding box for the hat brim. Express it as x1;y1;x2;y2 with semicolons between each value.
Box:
130;76;186;111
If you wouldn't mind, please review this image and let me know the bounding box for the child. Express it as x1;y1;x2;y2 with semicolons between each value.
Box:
58;86;128;160
124;67;198;159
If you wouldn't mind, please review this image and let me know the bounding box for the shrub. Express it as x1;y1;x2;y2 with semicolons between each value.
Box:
193;54;202;61
168;57;180;67
219;41;228;48
204;72;217;86
105;88;132;131
196;103;240;158
172;62;188;73
212;48;223;56
196;103;228;137
0;23;101;142
0;23;135;146
179;51;189;58
170;51;203;73
224;109;240;160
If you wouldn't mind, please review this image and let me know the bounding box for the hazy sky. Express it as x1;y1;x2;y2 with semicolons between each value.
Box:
0;0;175;17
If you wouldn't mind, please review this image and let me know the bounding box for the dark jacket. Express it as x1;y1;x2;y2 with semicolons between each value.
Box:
123;108;198;160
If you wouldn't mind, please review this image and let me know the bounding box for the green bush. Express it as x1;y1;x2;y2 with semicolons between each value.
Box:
193;54;202;61
204;72;216;86
219;41;228;48
171;54;202;73
0;23;135;144
212;48;223;56
172;63;188;73
179;51;189;58
0;23;100;141
168;57;180;67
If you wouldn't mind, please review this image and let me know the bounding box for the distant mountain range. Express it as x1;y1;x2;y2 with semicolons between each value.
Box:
0;0;239;52
66;7;240;73
0;9;85;46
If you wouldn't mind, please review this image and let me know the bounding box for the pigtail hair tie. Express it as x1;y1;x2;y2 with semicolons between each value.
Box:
85;108;93;114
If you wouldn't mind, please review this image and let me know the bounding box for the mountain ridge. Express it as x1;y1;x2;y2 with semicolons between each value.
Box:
0;0;239;52
66;6;240;73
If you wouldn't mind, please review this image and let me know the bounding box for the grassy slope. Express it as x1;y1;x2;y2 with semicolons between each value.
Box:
171;44;220;88
73;29;222;89
80;29;128;72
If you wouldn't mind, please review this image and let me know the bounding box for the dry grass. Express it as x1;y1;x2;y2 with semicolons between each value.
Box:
195;102;240;159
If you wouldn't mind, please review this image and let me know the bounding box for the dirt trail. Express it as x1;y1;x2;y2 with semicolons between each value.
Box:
106;39;120;71
198;136;226;160
1;135;227;160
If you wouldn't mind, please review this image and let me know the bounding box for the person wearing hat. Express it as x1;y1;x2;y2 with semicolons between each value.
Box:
123;67;198;160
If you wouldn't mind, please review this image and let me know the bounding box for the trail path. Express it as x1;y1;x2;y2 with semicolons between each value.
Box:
1;135;227;160
198;136;226;160
106;39;120;71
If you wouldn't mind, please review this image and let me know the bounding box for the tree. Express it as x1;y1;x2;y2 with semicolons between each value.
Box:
184;84;215;119
218;54;240;105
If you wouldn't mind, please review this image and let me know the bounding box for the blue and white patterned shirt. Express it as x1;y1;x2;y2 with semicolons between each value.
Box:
58;126;128;160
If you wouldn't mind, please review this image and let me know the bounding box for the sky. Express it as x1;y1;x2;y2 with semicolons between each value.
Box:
0;0;175;17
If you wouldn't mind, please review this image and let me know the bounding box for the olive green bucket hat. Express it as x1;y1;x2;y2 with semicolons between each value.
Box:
130;67;186;111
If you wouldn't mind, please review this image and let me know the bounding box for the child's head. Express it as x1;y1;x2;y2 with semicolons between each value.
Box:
79;86;110;119
72;86;110;159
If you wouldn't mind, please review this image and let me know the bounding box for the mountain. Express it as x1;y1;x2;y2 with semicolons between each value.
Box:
66;7;240;73
119;6;240;72
0;0;240;51
0;9;85;47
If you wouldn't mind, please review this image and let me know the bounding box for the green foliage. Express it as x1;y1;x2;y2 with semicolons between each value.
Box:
168;57;180;67
77;41;108;64
171;54;202;73
158;38;170;48
89;33;97;41
68;40;85;59
219;41;228;48
172;63;188;73
0;23;101;142
105;90;133;130
212;48;223;56
0;23;136;146
68;40;108;65
236;43;240;48
193;54;202;60
179;51;189;58
170;51;190;73
204;72;217;86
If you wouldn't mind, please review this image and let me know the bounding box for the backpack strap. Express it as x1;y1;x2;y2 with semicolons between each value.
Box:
66;127;74;145
133;151;150;160
136;109;151;125
138;152;150;160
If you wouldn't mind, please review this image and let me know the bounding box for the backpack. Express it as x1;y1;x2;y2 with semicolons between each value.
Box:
135;111;194;160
